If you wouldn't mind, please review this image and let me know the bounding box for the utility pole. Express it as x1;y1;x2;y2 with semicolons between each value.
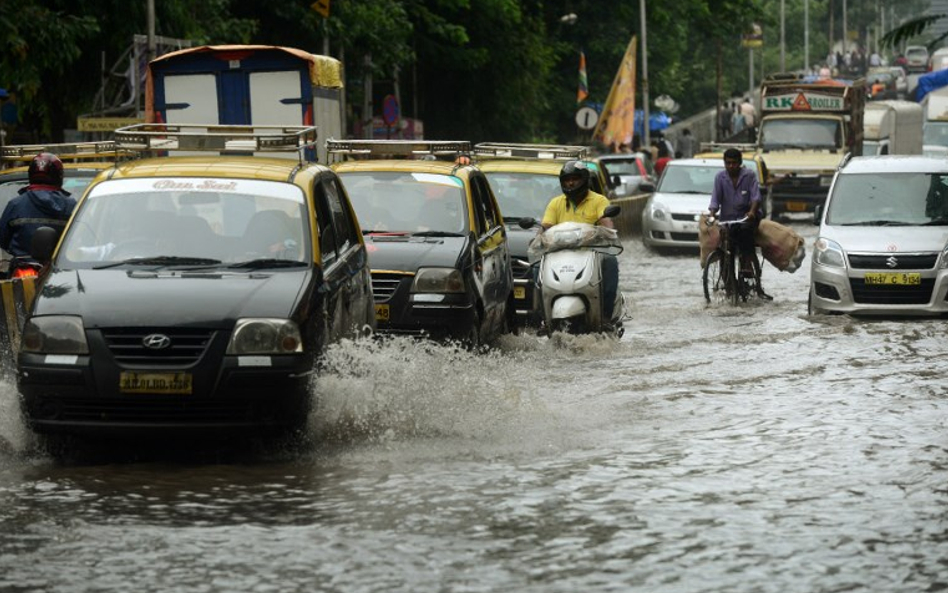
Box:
640;0;650;148
147;0;156;64
780;0;785;72
804;0;810;72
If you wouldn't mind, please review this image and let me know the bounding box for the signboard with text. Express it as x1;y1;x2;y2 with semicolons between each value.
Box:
763;93;844;111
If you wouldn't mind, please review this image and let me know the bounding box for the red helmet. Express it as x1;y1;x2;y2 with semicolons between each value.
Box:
28;152;64;187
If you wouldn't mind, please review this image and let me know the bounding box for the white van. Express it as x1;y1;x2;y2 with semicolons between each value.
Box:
809;155;948;316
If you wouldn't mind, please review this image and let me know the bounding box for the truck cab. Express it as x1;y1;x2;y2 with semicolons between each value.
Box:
756;74;865;219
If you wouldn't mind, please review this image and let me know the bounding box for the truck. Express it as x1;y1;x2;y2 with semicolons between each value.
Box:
755;74;865;219
862;100;923;156
917;68;948;157
145;44;344;162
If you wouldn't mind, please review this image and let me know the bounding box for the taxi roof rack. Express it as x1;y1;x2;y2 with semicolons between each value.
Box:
326;139;471;159
472;142;588;160
113;123;318;157
1;141;128;163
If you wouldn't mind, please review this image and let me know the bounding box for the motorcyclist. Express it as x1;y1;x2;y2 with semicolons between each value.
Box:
0;152;76;271
538;160;619;326
707;147;771;299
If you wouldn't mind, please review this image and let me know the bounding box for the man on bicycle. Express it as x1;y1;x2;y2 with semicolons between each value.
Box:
707;148;771;299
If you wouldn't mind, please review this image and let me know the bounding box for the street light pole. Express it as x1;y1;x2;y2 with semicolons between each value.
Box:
640;0;650;148
804;0;810;72
780;0;785;72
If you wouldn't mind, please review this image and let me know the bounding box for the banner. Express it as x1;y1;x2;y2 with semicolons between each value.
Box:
577;50;589;105
593;36;637;149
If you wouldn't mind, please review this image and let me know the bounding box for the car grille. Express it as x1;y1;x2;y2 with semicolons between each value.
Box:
847;253;939;270
670;232;699;242
671;213;700;222
371;273;408;303
511;258;532;280
102;328;214;366
849;278;935;305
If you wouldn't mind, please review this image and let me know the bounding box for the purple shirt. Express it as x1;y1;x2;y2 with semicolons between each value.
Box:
708;166;761;221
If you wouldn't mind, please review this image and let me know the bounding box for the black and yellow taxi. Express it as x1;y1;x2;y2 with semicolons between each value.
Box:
17;124;375;440
329;140;513;346
473;143;603;328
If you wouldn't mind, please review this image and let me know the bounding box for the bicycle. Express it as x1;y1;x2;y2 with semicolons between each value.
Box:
702;216;766;305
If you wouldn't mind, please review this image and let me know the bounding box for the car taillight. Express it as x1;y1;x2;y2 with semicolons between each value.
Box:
12;267;38;279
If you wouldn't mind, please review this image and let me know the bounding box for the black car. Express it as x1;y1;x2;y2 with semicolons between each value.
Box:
17;125;375;442
331;140;514;346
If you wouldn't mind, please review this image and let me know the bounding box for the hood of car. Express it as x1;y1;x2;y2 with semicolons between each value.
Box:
649;192;712;214
762;151;844;173
820;225;948;254
32;268;311;328
364;234;467;271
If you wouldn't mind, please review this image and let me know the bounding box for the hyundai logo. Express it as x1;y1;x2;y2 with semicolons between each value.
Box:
142;334;172;350
886;256;898;269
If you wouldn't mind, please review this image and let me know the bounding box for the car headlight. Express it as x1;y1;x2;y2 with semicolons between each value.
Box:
814;237;846;268
941;245;948;269
226;319;302;354
411;267;465;293
21;316;89;354
650;203;667;221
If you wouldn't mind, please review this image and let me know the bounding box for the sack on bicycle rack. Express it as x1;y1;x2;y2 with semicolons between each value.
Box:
756;219;806;273
698;212;720;268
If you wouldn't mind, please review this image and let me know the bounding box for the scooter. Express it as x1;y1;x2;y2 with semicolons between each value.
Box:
520;205;625;337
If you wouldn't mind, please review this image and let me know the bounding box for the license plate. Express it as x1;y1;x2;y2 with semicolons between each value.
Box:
375;303;390;322
864;272;921;285
514;286;526;300
119;372;192;394
785;201;807;212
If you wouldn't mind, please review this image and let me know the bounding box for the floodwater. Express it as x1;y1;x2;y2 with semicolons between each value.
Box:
1;222;946;593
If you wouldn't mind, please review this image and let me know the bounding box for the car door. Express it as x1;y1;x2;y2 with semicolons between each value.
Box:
312;173;373;339
469;172;511;333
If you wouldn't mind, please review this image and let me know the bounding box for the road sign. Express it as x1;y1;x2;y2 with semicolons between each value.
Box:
575;106;599;130
382;95;399;126
77;117;144;133
311;0;330;18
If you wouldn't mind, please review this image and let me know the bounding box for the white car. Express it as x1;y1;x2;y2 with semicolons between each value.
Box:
642;158;765;249
809;155;948;316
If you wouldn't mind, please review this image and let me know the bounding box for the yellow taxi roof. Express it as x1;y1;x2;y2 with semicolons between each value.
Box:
475;159;565;175
332;159;470;178
107;155;328;182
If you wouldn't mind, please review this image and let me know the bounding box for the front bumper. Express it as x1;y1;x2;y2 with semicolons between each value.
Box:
17;327;313;436
371;273;477;339
810;258;948;316
642;211;702;248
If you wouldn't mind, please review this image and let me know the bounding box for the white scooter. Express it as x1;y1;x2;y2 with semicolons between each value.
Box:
520;206;625;337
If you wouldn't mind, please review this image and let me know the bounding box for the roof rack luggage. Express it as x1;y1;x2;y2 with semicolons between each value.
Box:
113;124;318;159
472;142;588;160
325;139;471;159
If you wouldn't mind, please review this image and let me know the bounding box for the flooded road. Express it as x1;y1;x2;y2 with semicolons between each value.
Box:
1;221;947;592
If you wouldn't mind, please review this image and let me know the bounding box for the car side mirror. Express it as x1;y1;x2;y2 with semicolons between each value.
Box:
30;226;60;263
813;205;822;225
637;182;655;193
603;205;621;218
518;217;539;230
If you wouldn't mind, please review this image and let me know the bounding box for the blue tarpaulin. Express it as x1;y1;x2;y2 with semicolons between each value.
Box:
916;69;948;102
634;110;671;137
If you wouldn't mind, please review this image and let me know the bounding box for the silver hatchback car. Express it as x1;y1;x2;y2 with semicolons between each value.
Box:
809;155;948;316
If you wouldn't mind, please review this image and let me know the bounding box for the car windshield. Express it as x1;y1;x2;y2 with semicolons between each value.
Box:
340;171;468;234
923;122;948;147
826;172;948;226
483;171;561;219
760;118;842;150
907;48;927;59
658;162;760;193
58;177;311;268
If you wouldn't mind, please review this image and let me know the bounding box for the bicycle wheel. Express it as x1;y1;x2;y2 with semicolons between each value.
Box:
725;248;740;305
703;249;730;304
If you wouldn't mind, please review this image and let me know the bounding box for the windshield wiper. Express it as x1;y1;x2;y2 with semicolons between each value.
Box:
363;229;408;235
93;256;222;270
920;218;948;226
670;190;708;194
411;231;465;237
226;259;307;269
839;220;910;226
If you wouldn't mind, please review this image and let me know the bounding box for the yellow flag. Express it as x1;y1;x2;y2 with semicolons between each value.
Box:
593;36;637;150
311;0;330;18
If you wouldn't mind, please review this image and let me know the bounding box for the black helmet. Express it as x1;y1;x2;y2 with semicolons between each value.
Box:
28;152;64;187
559;160;590;201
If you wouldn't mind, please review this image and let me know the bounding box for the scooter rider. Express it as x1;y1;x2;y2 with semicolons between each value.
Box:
539;160;619;324
0;152;76;268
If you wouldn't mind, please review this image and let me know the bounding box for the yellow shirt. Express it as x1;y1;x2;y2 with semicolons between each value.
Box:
542;191;611;226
